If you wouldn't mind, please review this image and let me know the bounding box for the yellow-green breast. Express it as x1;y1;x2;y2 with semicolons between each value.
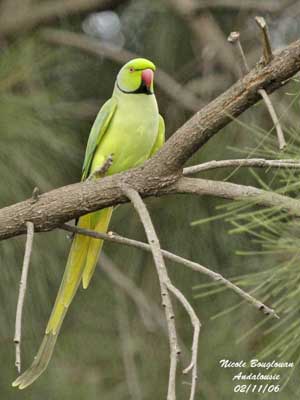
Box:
91;86;159;175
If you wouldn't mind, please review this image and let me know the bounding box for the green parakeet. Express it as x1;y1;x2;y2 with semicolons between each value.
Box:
12;58;165;389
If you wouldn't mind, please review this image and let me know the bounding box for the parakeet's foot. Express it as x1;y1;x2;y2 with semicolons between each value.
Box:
87;153;114;180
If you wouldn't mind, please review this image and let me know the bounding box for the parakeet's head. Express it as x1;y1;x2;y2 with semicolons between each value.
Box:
116;58;156;95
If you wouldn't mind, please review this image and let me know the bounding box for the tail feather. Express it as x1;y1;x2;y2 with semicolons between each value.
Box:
12;214;91;389
12;208;113;389
82;207;113;289
12;333;57;390
46;213;91;334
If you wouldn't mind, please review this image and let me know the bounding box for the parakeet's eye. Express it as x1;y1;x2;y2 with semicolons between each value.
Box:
129;67;135;72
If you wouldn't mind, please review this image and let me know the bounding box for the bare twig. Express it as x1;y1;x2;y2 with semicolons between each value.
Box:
228;29;286;150
14;221;34;373
254;17;286;148
121;185;179;400
61;223;279;319
31;187;40;203
167;282;200;400
227;32;250;74
257;88;287;149
175;177;300;218
41;28;201;113
183;158;300;175
255;16;274;65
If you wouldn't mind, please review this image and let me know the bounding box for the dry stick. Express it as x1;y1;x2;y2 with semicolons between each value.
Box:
228;29;286;150
183;158;300;175
167;282;201;400
121;185;179;400
227;32;249;74
257;88;287;149
255;16;273;65
61;223;279;319
14;221;34;373
255;17;286;149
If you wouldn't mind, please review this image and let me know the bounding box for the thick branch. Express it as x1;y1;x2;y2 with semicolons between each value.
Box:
1;39;300;239
175;178;300;217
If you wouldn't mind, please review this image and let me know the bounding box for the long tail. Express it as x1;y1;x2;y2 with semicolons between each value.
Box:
12;207;113;389
82;207;113;289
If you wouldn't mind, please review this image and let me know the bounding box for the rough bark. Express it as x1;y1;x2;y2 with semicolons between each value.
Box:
1;39;300;241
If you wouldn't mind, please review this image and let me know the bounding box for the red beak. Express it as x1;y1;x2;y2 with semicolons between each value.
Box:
141;69;153;89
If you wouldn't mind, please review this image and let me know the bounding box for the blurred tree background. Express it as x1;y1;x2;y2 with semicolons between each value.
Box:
1;0;300;399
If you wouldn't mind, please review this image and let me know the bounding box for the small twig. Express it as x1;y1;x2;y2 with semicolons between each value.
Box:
61;223;279;319
183;158;300;175
121;185;179;400
31;187;40;203
255;16;273;65
258;89;287;149
228;29;286;150
167;282;200;400
227;32;249;74
254;17;285;148
87;154;114;181
14;221;34;373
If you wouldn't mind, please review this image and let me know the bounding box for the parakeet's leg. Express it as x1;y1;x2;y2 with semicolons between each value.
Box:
87;153;114;181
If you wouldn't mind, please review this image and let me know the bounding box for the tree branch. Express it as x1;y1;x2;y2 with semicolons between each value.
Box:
174;177;300;217
183;158;300;174
1;39;300;240
61;223;279;319
167;282;201;400
228;27;286;150
121;185;179;400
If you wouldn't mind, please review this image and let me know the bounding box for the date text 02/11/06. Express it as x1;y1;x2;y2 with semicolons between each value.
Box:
234;384;280;394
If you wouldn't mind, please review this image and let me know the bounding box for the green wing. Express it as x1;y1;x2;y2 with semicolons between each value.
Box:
81;98;117;181
150;114;165;156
